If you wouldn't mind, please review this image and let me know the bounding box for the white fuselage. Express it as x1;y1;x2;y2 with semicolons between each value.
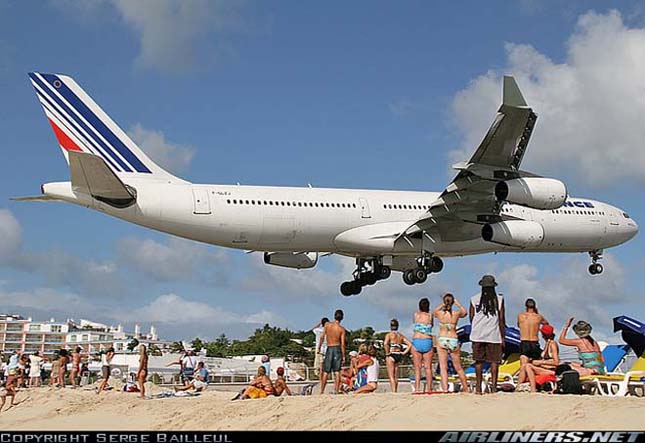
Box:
44;179;639;262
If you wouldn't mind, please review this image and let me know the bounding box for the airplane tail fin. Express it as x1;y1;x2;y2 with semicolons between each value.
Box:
27;72;184;182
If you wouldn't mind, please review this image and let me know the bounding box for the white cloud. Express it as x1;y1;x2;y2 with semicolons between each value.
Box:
451;10;645;188
111;0;244;72
496;253;625;330
0;209;21;262
116;236;230;284
128;123;194;174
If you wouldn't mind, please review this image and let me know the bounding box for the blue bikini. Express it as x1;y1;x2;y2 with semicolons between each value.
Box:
412;322;433;353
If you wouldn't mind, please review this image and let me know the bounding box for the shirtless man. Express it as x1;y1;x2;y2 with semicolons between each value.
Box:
273;367;292;396
517;298;549;385
69;347;83;388
317;309;346;394
57;349;69;388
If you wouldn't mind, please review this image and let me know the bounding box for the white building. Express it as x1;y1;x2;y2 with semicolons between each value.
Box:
0;313;167;356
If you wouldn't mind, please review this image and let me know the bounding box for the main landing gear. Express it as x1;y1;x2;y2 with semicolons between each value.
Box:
402;255;444;286
340;258;391;296
588;250;604;275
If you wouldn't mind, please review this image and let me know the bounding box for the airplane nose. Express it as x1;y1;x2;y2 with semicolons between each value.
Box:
627;219;639;239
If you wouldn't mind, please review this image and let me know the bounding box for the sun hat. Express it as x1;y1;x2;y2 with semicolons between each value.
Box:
478;275;498;287
540;324;554;335
572;320;592;338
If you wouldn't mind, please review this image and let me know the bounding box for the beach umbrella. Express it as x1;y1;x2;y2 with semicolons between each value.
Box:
613;316;645;357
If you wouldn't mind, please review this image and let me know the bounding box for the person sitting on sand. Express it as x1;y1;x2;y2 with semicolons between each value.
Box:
175;361;209;393
240;366;274;399
384;319;412;393
354;345;379;394
516;298;549;385
411;297;434;393
559;318;605;376
273;367;292;396
137;344;149;399
434;293;469;393
524;324;560;392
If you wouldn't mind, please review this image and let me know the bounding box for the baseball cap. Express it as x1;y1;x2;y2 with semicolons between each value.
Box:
276;367;284;376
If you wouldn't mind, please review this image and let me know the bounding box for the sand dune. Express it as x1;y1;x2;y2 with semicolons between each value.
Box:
1;385;643;431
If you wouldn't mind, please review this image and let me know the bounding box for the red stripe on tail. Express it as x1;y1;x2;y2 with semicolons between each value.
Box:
48;119;82;152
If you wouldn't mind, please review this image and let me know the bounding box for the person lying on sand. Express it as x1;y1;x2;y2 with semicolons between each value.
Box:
174;361;209;393
273;367;292;396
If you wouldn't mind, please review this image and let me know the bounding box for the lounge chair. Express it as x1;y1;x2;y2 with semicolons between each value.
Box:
589;356;645;397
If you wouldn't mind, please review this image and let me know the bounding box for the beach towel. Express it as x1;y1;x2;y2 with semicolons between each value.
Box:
353;368;367;390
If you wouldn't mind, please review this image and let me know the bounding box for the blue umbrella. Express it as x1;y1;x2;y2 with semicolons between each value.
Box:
613;316;645;357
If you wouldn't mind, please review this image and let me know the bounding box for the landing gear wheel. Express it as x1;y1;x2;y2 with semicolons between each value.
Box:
351;281;363;295
340;282;354;296
403;270;416;286
378;266;392;280
413;268;428;284
364;273;378;286
429;256;444;273
594;263;603;274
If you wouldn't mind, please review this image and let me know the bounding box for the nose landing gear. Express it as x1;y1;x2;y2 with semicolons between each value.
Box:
588;250;604;275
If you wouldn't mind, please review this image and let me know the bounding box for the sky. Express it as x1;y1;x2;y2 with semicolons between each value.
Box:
1;0;644;342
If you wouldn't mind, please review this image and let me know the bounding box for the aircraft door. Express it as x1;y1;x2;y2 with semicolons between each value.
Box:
192;188;211;215
359;198;371;219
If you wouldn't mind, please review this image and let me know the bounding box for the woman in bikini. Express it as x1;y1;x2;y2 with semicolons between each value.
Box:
559;317;605;376
524;324;559;392
411;297;434;393
383;319;412;393
433;293;468;393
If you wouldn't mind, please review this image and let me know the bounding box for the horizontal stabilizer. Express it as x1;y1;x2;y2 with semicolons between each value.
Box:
69;151;135;206
503;75;528;107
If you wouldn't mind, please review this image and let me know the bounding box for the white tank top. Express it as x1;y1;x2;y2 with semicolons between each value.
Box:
366;357;379;383
470;294;504;343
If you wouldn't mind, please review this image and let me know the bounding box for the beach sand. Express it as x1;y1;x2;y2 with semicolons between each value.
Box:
1;386;643;430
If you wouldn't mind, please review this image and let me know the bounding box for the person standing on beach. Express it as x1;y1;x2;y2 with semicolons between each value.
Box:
69;347;83;389
49;351;60;387
384;319;412;393
318;309;346;394
434;293;469;393
516;298;549;385
28;352;44;388
470;275;505;395
97;348;115;393
312;317;329;377
411;298;434;393
57;349;69;388
137;344;148;399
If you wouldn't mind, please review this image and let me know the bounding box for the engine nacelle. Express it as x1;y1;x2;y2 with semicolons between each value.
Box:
495;177;567;210
263;252;318;269
481;220;544;248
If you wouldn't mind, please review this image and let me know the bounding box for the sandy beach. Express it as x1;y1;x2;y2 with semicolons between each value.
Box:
1;386;643;431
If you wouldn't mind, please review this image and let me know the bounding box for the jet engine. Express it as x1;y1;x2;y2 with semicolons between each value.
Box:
481;220;544;248
263;252;318;269
495;177;566;210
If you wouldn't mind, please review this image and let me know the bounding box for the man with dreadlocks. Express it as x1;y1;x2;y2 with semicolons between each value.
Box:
469;275;505;394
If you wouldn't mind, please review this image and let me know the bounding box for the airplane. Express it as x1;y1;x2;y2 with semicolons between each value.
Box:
17;72;638;296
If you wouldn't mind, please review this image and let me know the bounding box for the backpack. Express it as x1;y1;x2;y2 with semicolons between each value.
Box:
555;364;582;395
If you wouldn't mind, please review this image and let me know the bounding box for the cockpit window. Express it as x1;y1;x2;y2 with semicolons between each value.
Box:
623;212;630;218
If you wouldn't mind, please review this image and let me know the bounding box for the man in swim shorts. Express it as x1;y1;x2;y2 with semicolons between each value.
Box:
318;309;346;394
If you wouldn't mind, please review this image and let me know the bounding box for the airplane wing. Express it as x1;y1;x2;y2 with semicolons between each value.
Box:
398;76;538;246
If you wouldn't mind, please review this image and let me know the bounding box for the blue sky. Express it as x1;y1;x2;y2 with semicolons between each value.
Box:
1;0;644;342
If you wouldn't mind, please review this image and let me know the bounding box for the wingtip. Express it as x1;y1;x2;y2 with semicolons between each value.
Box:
503;75;528;107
